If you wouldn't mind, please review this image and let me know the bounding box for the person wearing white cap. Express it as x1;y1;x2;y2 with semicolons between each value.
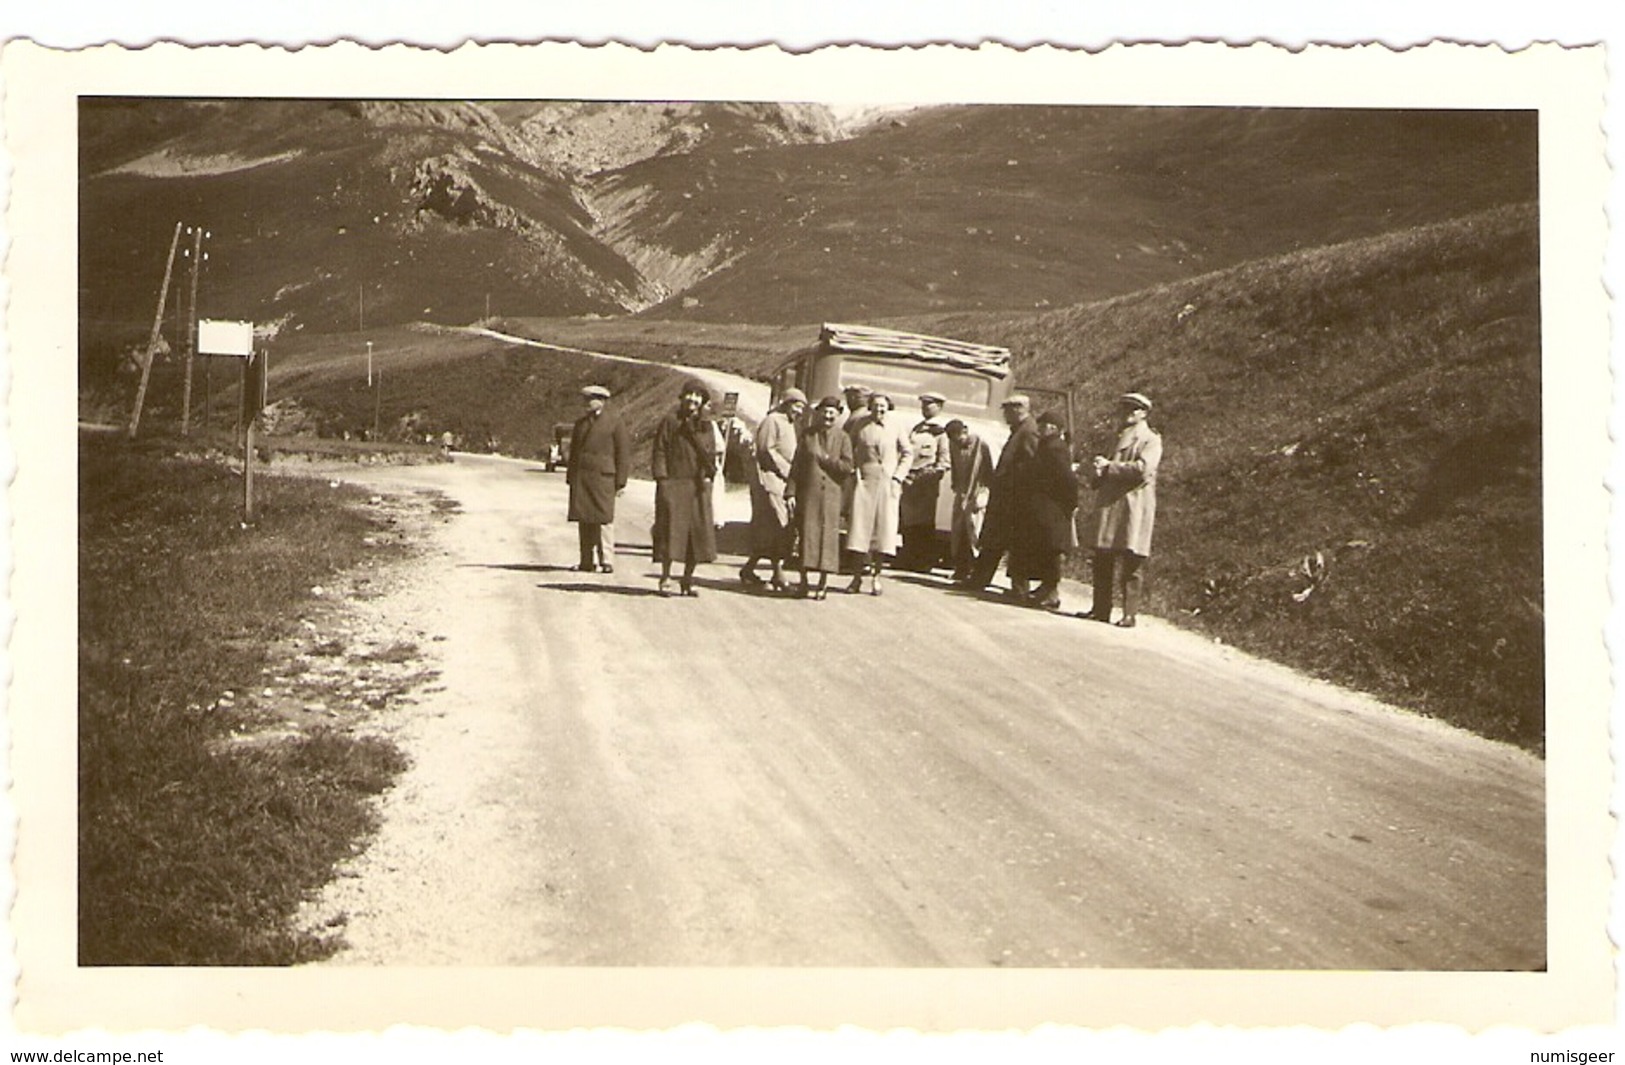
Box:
897;390;953;571
566;384;630;573
740;388;808;592
1083;391;1162;627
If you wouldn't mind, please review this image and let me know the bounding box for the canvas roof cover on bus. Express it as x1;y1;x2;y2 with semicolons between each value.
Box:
818;323;1013;380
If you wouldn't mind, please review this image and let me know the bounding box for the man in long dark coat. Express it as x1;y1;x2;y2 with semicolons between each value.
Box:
566;384;631;573
1014;411;1080;610
960;394;1041;595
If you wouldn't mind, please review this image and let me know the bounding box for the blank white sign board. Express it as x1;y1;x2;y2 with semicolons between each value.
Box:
197;318;253;357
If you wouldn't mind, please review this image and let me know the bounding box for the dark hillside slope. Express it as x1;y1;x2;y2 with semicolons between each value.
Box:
250;326;693;474
79;99;642;388
925;203;1542;748
629;105;1536;323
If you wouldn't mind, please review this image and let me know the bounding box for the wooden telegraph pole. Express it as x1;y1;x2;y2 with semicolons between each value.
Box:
179;227;206;435
128;221;184;438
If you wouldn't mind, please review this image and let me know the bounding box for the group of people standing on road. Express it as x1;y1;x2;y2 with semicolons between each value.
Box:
563;377;1162;625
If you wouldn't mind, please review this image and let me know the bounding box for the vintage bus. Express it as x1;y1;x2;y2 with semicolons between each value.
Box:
766;322;1071;540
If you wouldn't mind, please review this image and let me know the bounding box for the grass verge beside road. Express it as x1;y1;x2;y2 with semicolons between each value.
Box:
79;433;412;964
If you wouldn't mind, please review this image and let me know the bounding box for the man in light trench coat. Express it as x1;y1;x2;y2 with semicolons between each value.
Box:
566;384;631;573
1083;391;1162;627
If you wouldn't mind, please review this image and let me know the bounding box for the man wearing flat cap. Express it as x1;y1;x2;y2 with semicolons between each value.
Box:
962;393;1041;595
566;384;631;573
898;390;953;571
1084;391;1163;627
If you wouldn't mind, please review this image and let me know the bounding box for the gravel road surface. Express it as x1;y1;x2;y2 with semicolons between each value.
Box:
301;453;1544;970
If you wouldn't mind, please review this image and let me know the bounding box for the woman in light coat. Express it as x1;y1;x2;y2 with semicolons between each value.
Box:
791;396;855;600
844;393;914;596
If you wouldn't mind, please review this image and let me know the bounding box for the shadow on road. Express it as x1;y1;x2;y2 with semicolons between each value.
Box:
465;562;581;574
535;582;666;598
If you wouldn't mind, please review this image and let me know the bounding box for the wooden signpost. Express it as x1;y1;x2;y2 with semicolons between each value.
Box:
198;319;261;520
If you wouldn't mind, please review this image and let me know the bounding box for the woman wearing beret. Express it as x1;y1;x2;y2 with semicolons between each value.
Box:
790;396;855;600
651;380;719;597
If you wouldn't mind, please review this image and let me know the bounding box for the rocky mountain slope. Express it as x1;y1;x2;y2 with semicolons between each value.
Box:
79;99;1534;385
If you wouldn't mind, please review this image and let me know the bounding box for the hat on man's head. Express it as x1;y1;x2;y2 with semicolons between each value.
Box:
815;395;844;410
1036;410;1065;429
581;384;611;399
943;418;967;434
780;387;808;407
1118;391;1153;412
919;391;947;405
843;382;871;396
1002;394;1031;409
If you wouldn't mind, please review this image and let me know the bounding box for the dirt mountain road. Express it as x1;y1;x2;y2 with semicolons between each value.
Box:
303;452;1543;969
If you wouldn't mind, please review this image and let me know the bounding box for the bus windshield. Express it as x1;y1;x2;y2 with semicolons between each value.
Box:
832;356;995;420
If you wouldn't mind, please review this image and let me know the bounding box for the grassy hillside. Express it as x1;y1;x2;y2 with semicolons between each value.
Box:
626;106;1536;323
919;203;1543;748
262;325;699;475
79;435;412;962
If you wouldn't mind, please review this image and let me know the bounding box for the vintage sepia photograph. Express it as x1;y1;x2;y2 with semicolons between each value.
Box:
75;95;1547;970
4;39;1612;1037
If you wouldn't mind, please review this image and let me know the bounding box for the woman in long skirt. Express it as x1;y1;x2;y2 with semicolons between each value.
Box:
791;396;855;600
741;388;807;592
844;393;913;596
651;379;719;597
